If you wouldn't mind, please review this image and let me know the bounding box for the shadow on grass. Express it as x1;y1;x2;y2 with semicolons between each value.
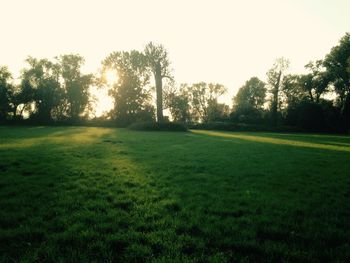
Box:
0;127;168;262
1;127;350;262
121;129;350;262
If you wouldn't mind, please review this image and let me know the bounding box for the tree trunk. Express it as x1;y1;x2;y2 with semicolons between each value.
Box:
315;94;320;104
309;90;314;102
342;89;350;129
19;105;25;118
12;104;18;119
271;71;282;126
155;63;163;122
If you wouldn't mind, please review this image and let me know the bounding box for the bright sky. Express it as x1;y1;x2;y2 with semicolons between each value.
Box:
1;0;349;116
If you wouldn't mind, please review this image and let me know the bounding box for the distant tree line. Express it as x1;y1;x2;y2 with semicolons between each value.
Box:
0;55;93;122
167;33;350;132
228;33;350;132
0;34;350;132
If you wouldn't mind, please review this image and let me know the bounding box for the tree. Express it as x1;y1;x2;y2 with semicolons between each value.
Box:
166;84;192;123
0;66;13;120
232;77;266;123
58;54;94;120
323;33;350;127
21;57;62;121
233;77;266;109
144;42;172;122
206;100;230;122
301;60;330;103
280;74;304;107
102;51;154;124
287;99;326;131
189;82;227;123
267;57;290;125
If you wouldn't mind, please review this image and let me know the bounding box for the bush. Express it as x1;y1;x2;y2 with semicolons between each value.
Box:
128;121;188;132
189;122;303;132
320;100;343;132
285;100;326;132
230;107;265;124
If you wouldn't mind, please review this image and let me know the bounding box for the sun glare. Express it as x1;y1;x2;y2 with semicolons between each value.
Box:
105;69;118;85
91;86;114;117
88;69;118;118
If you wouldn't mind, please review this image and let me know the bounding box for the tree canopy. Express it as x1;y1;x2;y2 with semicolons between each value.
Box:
232;77;266;123
1;33;350;132
102;51;154;124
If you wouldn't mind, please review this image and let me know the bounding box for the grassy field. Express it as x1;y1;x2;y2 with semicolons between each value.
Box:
0;126;350;262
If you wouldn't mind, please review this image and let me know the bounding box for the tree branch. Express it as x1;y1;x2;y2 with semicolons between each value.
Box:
161;75;173;80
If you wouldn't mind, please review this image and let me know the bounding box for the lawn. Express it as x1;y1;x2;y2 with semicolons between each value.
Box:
0;126;349;262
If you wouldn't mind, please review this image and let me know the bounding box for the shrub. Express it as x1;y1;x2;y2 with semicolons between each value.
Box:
128;121;188;132
189;122;303;132
285;100;326;132
230;106;265;124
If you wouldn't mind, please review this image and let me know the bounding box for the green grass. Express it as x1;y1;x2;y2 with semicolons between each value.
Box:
0;126;350;262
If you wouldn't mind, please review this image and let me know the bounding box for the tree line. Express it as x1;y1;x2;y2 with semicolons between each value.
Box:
230;33;350;132
0;33;349;132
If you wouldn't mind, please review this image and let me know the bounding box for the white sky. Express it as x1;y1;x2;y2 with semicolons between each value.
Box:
1;0;349;115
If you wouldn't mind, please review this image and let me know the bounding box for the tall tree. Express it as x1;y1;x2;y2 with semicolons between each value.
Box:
267;57;290;125
280;74;304;107
21;57;62;121
102;51;154;124
144;42;172;122
302;60;330;103
323;33;350;125
232;77;266;123
0;66;13;120
58;54;93;120
189;82;226;123
166;84;192;123
206;100;230;122
234;77;266;110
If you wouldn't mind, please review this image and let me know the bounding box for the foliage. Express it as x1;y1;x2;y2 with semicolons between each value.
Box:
189;82;227;123
0;66;13;120
234;77;266;110
285;99;326;131
1;34;350;131
7;55;94;122
166;84;192;123
128;121;187;131
280;74;304;107
324;33;350;104
266;57;290;125
302;60;330;103
320;99;343;131
58;54;94;120
206;100;230;122
232;77;266;123
324;33;350;127
21;57;63;121
103;51;154;125
189;122;303;132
